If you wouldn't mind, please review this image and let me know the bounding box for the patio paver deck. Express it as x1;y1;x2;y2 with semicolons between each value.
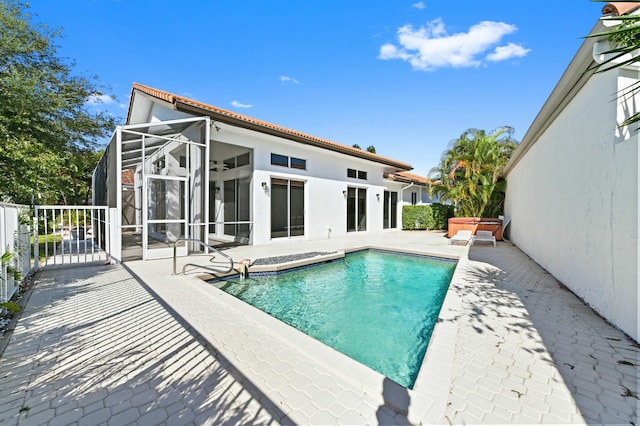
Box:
0;231;637;425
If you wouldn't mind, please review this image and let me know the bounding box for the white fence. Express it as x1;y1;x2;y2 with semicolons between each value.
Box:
34;206;116;269
0;204;120;305
0;203;32;304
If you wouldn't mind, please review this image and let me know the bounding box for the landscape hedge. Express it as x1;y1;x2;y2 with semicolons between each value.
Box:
402;203;454;231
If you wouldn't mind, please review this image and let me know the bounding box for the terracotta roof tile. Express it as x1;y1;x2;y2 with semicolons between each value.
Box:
130;83;413;171
122;169;135;185
385;171;429;185
602;2;640;15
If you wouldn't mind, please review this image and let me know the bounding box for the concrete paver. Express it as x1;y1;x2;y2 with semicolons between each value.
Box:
0;231;637;425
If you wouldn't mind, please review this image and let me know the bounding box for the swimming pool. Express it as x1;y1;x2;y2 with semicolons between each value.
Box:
216;249;456;388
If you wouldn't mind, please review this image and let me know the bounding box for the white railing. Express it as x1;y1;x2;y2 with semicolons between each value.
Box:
0;203;32;304
34;206;113;269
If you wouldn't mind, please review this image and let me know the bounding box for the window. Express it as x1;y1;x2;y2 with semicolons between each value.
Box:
224;157;236;170
236;152;250;167
290;157;306;170
347;187;367;232
271;178;305;238
271;153;307;170
411;192;418;205
271;153;289;167
347;168;367;180
218;152;250;171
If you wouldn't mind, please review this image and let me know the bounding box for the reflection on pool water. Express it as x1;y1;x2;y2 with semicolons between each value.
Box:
216;249;456;388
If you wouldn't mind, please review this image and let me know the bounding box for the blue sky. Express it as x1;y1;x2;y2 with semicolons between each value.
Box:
28;0;605;175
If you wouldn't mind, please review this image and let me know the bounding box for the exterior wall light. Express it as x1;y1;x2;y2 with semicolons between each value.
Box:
261;182;267;190
343;190;347;197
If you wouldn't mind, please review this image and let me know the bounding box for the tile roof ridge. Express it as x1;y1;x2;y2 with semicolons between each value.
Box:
132;82;175;103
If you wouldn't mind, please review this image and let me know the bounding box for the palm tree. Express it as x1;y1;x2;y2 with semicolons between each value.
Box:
428;126;518;217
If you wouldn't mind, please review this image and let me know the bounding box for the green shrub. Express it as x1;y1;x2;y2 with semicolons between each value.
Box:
430;203;455;230
402;203;454;231
402;205;430;230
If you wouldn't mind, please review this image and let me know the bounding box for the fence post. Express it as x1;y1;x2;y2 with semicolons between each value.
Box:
0;205;3;302
33;214;40;271
16;225;28;278
0;203;33;303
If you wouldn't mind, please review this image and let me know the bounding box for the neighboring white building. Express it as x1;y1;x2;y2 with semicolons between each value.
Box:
94;83;435;261
385;171;439;207
503;3;639;341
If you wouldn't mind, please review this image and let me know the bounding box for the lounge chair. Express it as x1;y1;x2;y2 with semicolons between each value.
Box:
471;230;496;247
449;230;473;245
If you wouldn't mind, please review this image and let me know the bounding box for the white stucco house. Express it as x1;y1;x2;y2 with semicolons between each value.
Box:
503;2;639;342
94;83;435;261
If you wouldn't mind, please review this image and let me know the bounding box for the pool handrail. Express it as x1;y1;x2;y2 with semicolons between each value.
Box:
172;237;235;275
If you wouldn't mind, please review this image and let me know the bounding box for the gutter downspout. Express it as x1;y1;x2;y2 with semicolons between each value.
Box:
400;182;414;199
400;182;415;229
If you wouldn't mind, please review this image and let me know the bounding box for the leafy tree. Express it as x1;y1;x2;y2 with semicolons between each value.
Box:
428;127;518;218
588;1;640;128
352;144;377;153
55;148;104;205
0;1;117;204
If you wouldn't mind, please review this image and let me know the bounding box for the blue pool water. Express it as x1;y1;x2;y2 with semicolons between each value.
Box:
217;250;456;388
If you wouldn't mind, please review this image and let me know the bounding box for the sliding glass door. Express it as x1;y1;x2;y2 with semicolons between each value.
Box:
223;178;250;240
383;190;398;229
347;187;367;232
271;178;305;238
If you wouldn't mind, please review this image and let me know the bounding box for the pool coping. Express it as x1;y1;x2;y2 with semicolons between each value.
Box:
200;245;459;280
197;245;464;424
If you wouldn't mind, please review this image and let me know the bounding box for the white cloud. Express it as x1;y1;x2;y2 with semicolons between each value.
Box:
85;93;115;105
379;18;529;70
280;75;300;84
412;2;426;9
231;100;252;108
486;42;530;62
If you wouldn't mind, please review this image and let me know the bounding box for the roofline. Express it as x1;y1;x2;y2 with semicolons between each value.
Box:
128;83;414;171
602;2;640;16
502;20;604;176
383;172;429;186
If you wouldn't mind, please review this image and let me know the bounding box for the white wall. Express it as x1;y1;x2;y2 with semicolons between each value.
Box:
505;69;639;341
212;124;404;245
126;101;415;248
